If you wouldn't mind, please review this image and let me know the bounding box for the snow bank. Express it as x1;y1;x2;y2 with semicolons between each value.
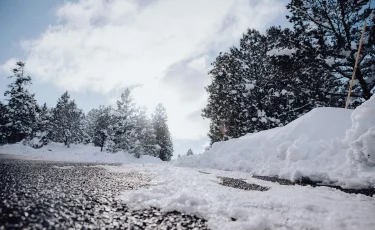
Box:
0;142;163;164
175;95;375;188
346;95;375;165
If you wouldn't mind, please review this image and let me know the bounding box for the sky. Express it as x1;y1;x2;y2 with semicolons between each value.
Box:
0;0;289;157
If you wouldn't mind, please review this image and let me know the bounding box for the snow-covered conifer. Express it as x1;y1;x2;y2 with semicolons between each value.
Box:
134;107;158;157
0;101;10;145
3;61;39;143
32;103;54;148
286;0;374;106
88;106;113;151
152;103;173;161
186;148;194;156
108;88;138;153
51;91;85;147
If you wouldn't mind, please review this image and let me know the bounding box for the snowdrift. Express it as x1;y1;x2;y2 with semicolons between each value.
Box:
0;142;163;164
175;95;375;189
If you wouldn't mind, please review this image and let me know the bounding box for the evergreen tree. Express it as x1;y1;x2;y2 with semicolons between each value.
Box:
186;148;194;156
134;107;158;157
269;26;344;107
203;30;276;143
203;1;375;144
3;61;39;143
203;26;348;144
51;91;84;147
152;103;173;161
0;101;10;145
108;88;138;153
286;0;375;107
33;103;54;147
202;53;244;143
233;29;274;134
90;106;113;152
84;108;99;144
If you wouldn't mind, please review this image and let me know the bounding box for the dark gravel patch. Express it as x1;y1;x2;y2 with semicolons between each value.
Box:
252;175;375;197
252;175;298;186
197;171;211;174
218;177;269;191
0;156;209;229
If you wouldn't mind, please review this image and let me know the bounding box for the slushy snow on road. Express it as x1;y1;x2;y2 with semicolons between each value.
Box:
101;95;375;230
105;164;375;230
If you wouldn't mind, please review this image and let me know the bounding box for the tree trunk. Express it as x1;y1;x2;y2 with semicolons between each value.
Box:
100;134;105;152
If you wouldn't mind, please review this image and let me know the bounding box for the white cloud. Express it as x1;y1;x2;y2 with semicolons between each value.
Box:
4;0;286;143
0;58;17;75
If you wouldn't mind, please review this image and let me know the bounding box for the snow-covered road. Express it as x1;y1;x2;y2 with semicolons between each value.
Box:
1;152;374;230
104;164;375;230
0;156;209;229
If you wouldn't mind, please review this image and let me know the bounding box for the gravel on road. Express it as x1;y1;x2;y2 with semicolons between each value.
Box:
0;156;208;229
218;177;269;191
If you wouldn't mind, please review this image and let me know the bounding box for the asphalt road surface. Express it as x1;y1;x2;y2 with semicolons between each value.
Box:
0;155;208;229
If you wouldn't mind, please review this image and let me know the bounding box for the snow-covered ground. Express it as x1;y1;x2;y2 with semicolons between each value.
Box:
1;97;374;229
0;142;162;164
175;95;375;189
103;164;375;230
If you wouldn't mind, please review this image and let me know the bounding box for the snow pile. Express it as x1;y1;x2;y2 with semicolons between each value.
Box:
0;142;163;164
112;165;375;230
175;95;375;188
346;96;375;166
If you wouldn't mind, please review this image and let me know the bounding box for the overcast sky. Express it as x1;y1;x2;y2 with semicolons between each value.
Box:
0;0;289;157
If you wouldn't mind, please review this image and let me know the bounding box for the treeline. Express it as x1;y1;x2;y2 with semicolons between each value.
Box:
0;62;173;161
203;0;375;144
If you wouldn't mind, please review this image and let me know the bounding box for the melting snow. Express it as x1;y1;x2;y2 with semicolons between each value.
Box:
106;164;375;230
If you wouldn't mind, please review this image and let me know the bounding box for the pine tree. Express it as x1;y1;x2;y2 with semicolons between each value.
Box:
33;103;54;148
84;108;99;144
186;148;194;156
152;103;173;161
51;91;84;147
268;26;344;108
90;106;113;152
108;88;138;153
203;30;274;143
203;25;353;144
3;61;39;143
134;107;158;157
286;0;375;107
232;29;274;134
0;101;11;145
202;53;245;143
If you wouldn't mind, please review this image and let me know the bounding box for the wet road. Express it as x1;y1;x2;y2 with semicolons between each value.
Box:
0;155;208;229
